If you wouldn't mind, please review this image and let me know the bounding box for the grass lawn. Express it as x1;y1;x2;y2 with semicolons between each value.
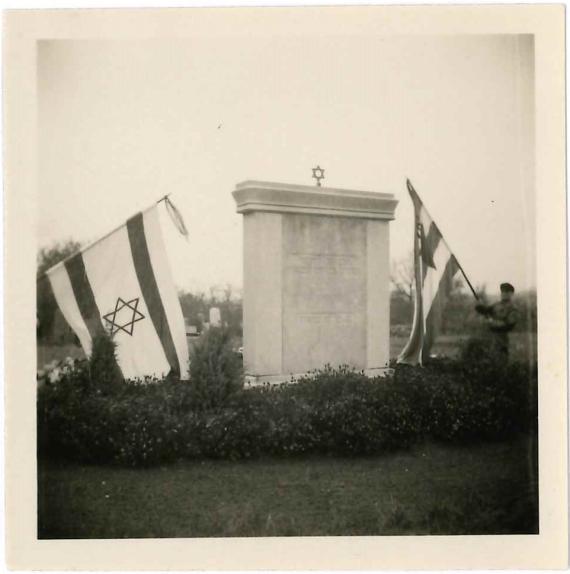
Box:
390;332;536;363
38;436;537;538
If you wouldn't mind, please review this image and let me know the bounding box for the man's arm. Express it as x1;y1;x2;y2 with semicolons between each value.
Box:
488;307;519;333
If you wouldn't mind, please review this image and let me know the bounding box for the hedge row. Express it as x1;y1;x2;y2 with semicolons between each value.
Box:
37;336;537;467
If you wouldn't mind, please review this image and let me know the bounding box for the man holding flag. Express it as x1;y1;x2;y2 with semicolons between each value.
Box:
475;282;519;357
398;179;478;366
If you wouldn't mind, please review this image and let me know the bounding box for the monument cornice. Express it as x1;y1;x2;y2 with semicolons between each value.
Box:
233;180;398;220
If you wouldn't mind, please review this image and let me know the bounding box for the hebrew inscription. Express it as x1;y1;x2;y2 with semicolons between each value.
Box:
282;214;367;373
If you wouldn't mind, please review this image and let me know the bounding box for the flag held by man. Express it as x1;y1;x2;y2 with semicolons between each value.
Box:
398;180;469;366
44;202;189;380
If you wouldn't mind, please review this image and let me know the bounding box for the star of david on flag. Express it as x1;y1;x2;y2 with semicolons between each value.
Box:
43;202;190;380
103;297;145;336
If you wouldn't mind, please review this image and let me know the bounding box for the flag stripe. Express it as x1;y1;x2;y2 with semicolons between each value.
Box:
142;208;190;380
127;213;181;377
422;254;459;359
421;221;443;281
64;253;105;341
422;239;453;319
397;218;424;366
398;293;423;365
47;267;94;355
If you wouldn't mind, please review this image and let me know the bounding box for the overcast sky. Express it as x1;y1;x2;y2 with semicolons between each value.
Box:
38;34;535;295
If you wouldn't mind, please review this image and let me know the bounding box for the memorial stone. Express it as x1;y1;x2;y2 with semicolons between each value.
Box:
233;180;398;384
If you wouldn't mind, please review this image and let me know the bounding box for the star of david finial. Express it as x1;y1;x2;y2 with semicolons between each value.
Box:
312;165;325;187
103;297;145;336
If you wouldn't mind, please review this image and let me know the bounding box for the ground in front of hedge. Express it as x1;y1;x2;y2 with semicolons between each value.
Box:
38;435;537;538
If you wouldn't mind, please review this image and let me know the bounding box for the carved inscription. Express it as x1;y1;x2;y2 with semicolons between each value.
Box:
282;214;367;373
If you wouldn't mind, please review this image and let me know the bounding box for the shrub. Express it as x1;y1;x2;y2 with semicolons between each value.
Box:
87;334;124;392
37;350;538;467
280;367;424;455
459;336;506;371
188;327;243;410
37;361;107;462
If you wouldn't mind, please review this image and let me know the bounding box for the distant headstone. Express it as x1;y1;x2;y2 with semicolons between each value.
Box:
233;180;398;384
209;307;221;327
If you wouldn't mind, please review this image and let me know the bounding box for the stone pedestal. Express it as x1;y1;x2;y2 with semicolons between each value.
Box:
232;180;398;384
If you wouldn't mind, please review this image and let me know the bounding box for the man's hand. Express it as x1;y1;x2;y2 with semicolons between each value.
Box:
475;303;490;316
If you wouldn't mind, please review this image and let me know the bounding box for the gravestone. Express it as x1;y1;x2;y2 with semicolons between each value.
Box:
233;180;398;384
209;306;221;328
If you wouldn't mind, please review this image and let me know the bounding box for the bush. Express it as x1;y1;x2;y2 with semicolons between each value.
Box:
88;334;124;392
459;336;506;369
276;366;424;455
188;327;243;410
38;350;538;467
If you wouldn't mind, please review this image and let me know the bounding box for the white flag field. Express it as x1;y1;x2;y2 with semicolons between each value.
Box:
398;180;475;366
43;203;189;380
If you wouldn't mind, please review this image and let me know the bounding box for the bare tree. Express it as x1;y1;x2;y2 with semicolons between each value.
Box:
390;252;415;301
223;283;233;303
37;239;82;276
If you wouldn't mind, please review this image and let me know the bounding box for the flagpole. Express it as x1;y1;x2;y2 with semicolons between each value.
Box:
407;178;480;302
455;259;480;301
37;195;171;281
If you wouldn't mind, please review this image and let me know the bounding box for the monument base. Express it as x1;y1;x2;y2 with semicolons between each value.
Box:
244;367;394;388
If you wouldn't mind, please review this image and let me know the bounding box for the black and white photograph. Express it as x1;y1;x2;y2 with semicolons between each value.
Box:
3;4;567;570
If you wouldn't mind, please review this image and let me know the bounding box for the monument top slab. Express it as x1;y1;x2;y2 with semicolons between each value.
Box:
233;180;398;221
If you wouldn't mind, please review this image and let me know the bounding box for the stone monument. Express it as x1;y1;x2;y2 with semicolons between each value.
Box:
209;306;221;328
232;180;398;384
